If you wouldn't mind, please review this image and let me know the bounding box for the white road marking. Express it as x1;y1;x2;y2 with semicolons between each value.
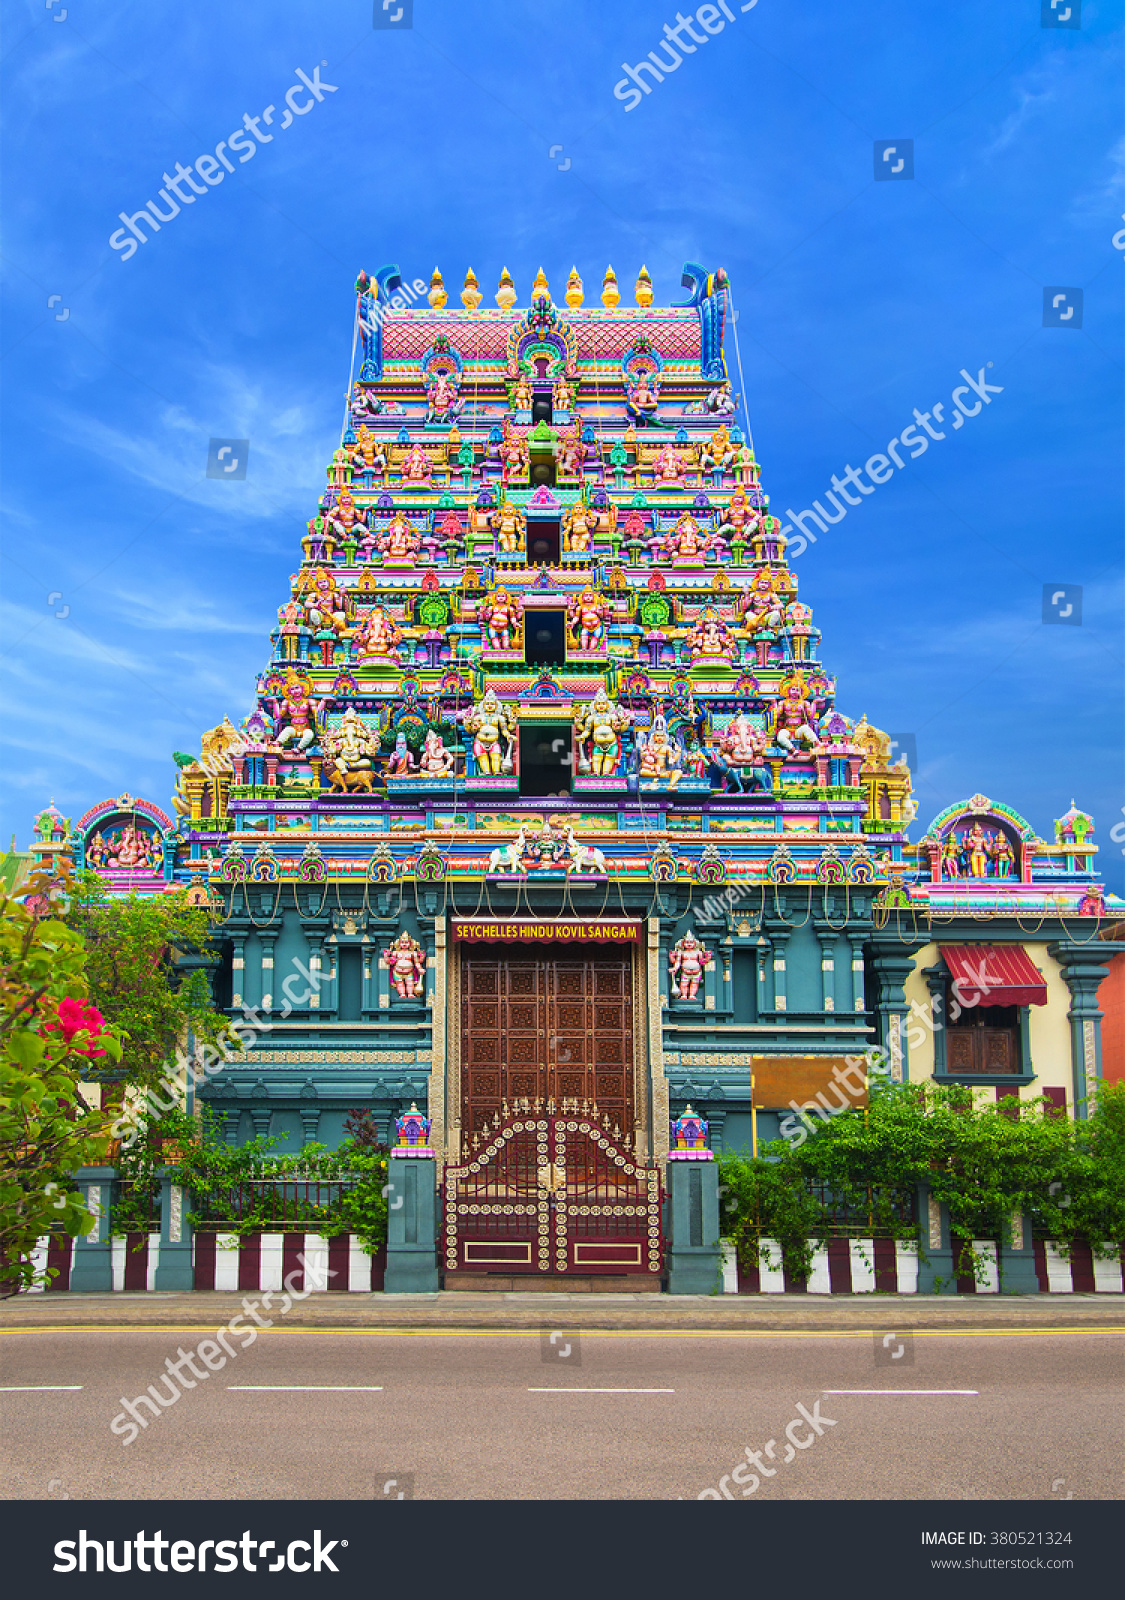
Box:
822;1389;979;1395
226;1385;384;1391
529;1387;676;1394
0;1385;83;1391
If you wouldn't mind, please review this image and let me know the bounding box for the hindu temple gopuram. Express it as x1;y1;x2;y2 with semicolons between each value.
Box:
31;260;1122;1287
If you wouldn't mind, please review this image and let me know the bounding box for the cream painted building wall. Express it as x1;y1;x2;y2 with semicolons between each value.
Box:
902;941;1073;1101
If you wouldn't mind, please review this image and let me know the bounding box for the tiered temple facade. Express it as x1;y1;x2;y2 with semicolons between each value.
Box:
31;260;1122;1282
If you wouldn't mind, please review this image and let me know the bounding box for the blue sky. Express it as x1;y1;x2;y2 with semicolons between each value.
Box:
1;0;1122;890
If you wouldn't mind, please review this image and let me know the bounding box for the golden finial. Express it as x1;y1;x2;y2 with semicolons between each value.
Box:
532;266;550;299
601;265;620;308
461;268;482;310
495;266;517;313
635;265;654;307
565;265;584;309
428;268;447;310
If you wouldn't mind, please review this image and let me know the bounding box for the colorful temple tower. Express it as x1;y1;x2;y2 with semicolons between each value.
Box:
45;260;1122;1283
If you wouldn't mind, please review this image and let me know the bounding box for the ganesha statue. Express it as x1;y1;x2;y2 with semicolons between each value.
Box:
574;683;631;777
426;369;462;422
685;605;738;664
378;510;421;563
322;706;377;773
669;929;713;1002
351;605;402;663
666;510;709;561
417;728;455;779
382;932;427;1000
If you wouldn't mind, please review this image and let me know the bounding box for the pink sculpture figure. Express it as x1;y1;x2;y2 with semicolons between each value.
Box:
669;930;713;1001
685;606;737;663
383;932;427;999
567;586;611;650
772;676;819;754
479;586;522;651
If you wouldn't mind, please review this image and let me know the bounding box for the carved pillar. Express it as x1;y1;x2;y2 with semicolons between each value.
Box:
648;918;669;1163
230;936;246;1011
428;915;448;1164
259;935;276;1014
849;937;867;1015
1050;945;1112;1119
868;946;925;1082
815;929;836;1013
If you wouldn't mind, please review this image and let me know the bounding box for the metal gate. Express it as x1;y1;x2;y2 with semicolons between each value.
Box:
443;1099;663;1280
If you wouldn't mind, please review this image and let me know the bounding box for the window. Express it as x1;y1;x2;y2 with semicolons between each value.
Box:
518;723;571;797
946;1003;1019;1074
526;608;566;665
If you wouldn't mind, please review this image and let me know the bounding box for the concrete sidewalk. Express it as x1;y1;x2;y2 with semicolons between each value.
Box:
2;1291;1122;1334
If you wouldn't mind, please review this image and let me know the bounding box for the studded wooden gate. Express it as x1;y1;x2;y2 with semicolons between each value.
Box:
443;1102;663;1282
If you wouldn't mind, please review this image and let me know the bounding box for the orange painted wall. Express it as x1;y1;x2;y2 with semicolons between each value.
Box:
1098;952;1125;1086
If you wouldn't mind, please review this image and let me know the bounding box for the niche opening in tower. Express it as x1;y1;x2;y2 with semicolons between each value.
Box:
518;723;572;798
526;609;566;667
527;521;560;565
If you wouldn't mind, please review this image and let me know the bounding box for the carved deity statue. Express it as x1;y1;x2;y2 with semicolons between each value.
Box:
463;687;516;775
401;442;431;482
379;510;421;562
351;605;402;662
322;706;377;772
510;371;534;411
271;671;318;752
383;932;427;1000
304;567;347;634
493;499;526;553
666;510;708;560
416;728;455;778
637;714;682;790
669;930;713;1001
574;683;631;777
685;605;737;663
772;674;819;754
699;425;736;475
563;500;595;554
479;585;523;651
567;586;612;651
741;568;786;633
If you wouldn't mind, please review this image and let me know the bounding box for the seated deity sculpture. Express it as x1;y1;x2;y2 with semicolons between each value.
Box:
401;442;430;482
379;510;421;562
351;604;402;662
703;381;736;416
711;716;772;793
417;728;455;778
741;570;785;633
325;490;360;544
574;683;631;777
567;586;611;651
462;687;516;775
386;733;416;777
426;371;461;422
667;510;708;560
270;671;318;752
716;487;759;547
304;568;347;634
636;715;682;790
628;372;660;421
699;426;736;475
350;382;383;420
685;606;737;663
772;677;819;754
478;585;522;651
323;706;377;772
652;442;683;483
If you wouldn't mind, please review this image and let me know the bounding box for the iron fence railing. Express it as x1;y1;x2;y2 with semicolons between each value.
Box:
191;1177;356;1232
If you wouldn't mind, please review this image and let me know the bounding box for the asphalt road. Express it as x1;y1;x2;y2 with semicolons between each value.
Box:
2;1328;1122;1500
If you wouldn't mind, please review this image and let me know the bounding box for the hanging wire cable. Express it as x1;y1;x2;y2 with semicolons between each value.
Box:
725;282;755;458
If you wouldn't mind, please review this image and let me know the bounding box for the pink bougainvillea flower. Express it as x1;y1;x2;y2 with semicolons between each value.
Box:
45;997;109;1057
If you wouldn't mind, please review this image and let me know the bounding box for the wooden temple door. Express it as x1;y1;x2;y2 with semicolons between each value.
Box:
451;945;655;1282
460;945;634;1140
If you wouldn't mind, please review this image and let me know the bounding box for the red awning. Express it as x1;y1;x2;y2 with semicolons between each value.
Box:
940;945;1048;1008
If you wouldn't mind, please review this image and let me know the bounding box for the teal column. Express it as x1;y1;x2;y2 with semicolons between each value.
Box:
384;1156;439;1293
154;1171;194;1291
868;946;924;1082
998;1206;1039;1295
915;1182;954;1294
1050;946;1112;1119
666;1158;721;1294
68;1167;115;1292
